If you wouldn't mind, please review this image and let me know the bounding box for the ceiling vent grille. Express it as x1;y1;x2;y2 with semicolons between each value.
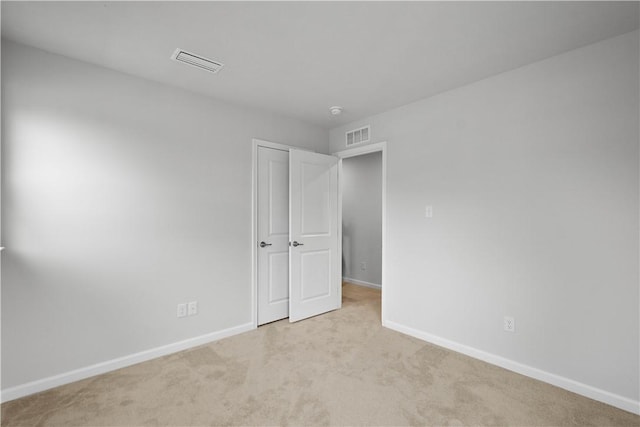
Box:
346;125;370;147
171;48;224;74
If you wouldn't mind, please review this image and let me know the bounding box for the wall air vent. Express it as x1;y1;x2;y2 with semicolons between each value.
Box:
171;48;224;74
346;125;370;147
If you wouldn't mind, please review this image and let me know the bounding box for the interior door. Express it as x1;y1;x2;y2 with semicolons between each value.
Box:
289;149;341;322
257;146;290;325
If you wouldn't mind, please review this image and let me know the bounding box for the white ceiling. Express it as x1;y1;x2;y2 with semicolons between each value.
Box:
2;1;638;128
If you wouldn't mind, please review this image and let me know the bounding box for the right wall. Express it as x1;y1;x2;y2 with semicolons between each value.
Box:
330;30;639;412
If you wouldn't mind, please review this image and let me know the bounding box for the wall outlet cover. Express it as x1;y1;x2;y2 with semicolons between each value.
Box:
177;303;187;318
503;316;515;332
188;301;198;316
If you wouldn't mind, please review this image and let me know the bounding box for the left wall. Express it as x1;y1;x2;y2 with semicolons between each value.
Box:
1;40;328;396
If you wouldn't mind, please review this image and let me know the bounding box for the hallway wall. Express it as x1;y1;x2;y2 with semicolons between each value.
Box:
342;152;382;287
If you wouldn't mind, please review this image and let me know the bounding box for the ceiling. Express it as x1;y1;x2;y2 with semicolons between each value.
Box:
2;1;638;129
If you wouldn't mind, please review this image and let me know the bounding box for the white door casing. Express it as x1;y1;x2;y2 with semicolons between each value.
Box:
288;149;341;322
333;141;387;324
257;146;290;325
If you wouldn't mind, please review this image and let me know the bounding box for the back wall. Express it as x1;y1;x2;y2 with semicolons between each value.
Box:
1;40;328;392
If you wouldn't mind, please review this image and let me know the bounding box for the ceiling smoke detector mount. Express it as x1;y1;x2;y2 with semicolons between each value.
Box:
171;48;224;74
329;106;343;116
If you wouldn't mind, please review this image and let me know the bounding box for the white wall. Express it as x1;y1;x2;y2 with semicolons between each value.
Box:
1;40;328;391
331;31;639;409
342;152;382;286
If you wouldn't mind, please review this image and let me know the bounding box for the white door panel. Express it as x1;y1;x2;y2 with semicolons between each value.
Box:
289;149;340;322
268;160;289;236
268;251;289;303
300;250;331;300
301;162;332;236
257;147;289;325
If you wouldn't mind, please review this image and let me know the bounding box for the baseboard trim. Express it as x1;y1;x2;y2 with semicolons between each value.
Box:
343;277;381;290
1;322;255;403
383;319;640;415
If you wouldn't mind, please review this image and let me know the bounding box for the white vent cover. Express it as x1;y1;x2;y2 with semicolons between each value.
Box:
171;48;224;74
346;125;370;147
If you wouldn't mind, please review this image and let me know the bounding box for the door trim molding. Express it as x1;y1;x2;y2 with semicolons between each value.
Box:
333;141;387;324
251;139;300;328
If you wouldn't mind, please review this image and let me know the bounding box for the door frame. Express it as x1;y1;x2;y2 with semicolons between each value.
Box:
333;141;387;324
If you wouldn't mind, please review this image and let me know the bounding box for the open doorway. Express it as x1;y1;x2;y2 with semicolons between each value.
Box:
342;152;382;288
335;142;387;323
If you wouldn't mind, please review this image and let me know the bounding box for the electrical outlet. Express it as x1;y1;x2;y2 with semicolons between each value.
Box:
503;316;515;332
188;301;198;316
177;303;187;318
360;262;367;271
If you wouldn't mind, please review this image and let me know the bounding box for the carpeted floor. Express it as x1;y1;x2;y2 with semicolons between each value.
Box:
2;283;639;426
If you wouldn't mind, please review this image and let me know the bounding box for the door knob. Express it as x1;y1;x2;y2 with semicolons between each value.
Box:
259;241;272;248
291;241;304;247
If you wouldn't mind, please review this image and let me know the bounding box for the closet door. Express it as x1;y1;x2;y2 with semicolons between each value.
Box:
257;146;290;325
288;149;340;322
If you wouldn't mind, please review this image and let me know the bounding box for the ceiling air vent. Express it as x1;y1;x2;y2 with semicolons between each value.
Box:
171;48;224;74
346;125;370;147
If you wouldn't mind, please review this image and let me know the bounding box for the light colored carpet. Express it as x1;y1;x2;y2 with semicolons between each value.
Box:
2;283;638;426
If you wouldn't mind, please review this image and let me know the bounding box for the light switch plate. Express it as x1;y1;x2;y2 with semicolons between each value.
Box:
425;205;433;218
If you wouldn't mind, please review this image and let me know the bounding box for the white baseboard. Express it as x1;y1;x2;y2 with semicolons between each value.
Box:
343;277;381;290
383;319;640;416
1;322;255;403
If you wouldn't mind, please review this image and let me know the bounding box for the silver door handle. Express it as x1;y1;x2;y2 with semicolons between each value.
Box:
259;241;272;248
291;241;304;247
